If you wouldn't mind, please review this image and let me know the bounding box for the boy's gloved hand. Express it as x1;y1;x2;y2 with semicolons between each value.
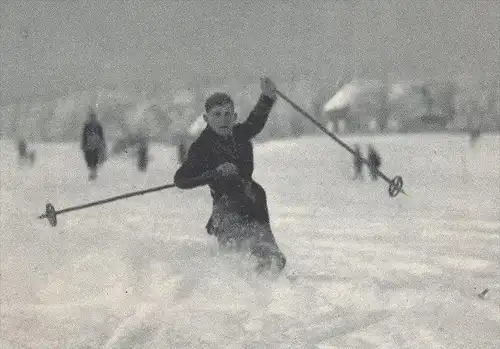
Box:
260;77;277;99
214;162;239;178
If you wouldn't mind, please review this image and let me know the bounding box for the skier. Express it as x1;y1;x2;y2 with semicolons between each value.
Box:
137;134;149;172
174;77;286;274
469;128;481;147
17;138;36;166
17;138;27;159
367;144;382;181
353;144;363;180
81;110;106;180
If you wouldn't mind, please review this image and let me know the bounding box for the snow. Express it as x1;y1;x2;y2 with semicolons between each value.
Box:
1;133;499;348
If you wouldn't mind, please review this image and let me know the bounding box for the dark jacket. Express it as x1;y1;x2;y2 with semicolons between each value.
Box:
81;120;105;151
174;94;275;224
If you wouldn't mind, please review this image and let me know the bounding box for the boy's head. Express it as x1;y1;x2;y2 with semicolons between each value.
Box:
203;92;237;137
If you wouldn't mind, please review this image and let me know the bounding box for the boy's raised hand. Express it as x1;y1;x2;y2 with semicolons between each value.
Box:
260;77;277;99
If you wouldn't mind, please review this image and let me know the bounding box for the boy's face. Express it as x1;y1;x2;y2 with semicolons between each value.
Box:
203;103;237;137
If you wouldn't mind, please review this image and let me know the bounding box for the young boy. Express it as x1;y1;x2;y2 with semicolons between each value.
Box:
174;77;286;273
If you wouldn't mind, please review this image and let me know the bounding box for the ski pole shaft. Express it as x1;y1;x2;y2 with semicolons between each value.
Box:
38;172;215;227
274;88;406;197
275;89;355;155
38;183;176;226
43;183;176;218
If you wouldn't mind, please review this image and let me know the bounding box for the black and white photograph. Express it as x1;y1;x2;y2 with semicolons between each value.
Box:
1;1;499;348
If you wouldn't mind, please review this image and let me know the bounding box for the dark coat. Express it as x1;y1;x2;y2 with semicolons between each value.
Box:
174;94;276;235
81;120;105;151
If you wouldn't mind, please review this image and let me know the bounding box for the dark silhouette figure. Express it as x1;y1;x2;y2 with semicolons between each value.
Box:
18;139;27;158
17;138;36;166
137;135;149;172
469;128;481;147
81;111;106;180
367;145;382;181
353;144;364;180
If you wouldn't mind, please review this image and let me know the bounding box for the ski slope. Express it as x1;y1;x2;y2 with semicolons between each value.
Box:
1;133;499;349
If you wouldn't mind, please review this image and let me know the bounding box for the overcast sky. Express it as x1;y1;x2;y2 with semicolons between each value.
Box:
1;0;498;105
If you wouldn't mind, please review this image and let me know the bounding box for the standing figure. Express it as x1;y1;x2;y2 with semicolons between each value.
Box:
17;138;36;166
174;77;286;274
469;128;481;147
137;134;149;172
81;110;106;180
17;138;27;159
367;145;382;181
353;144;364;180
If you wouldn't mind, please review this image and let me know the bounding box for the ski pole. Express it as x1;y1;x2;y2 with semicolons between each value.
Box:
274;88;406;198
38;172;214;227
38;183;176;227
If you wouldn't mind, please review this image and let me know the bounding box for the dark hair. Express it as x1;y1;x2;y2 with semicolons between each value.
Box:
204;92;234;112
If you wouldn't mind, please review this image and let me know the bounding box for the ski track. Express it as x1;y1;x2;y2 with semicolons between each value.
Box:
1;134;499;348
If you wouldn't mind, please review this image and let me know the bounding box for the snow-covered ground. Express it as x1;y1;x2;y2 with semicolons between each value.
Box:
1;133;499;348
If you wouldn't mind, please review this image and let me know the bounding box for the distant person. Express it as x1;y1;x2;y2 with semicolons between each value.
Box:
137;134;149;172
353;144;364;180
81;110;106;180
17;138;27;159
367;145;381;181
111;131;149;171
17;138;36;166
469;128;481;147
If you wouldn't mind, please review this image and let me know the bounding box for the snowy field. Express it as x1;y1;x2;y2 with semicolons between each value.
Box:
1;133;499;349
